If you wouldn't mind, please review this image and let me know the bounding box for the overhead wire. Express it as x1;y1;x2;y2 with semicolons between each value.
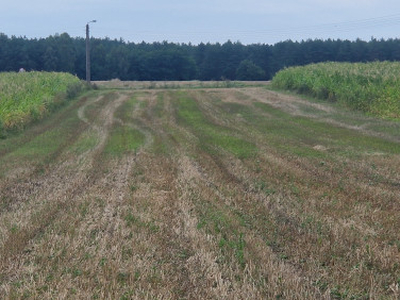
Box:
18;12;400;44
102;13;400;43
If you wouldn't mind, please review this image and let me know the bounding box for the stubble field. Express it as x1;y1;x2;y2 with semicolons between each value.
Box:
0;82;399;299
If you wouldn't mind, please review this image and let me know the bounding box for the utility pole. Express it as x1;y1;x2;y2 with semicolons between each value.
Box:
86;20;97;83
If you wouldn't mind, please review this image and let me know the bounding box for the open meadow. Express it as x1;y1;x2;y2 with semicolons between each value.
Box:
0;80;399;299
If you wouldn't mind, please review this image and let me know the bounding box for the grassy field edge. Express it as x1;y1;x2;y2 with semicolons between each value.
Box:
271;61;400;120
0;72;89;138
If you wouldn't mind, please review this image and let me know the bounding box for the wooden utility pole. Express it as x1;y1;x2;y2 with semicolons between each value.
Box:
86;20;96;83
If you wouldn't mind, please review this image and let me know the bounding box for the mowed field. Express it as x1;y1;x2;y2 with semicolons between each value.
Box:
0;82;399;299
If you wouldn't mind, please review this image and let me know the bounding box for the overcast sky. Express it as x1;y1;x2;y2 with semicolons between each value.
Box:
2;0;400;45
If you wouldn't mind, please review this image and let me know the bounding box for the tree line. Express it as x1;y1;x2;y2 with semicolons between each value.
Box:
1;32;400;81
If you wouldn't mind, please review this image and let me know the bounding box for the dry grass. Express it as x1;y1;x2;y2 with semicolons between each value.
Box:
0;82;399;299
93;80;269;90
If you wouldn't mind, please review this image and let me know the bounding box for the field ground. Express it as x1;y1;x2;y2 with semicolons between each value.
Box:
0;82;399;299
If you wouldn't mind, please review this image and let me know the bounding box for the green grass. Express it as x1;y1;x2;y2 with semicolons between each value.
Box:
104;126;145;156
103;96;145;157
70;131;99;155
0;71;85;136
196;200;248;269
174;88;400;162
154;93;165;118
271;61;400;119
0;95;89;176
249;101;400;158
9;129;63;158
175;91;257;159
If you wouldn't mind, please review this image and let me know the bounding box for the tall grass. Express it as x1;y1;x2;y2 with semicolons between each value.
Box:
0;71;84;137
272;61;400;119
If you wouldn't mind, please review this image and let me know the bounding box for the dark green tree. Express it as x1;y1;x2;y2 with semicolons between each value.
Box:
2;32;400;81
236;60;266;80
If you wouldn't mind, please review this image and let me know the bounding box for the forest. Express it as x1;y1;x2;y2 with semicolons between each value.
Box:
1;32;400;81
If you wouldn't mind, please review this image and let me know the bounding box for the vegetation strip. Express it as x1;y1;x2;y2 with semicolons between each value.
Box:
0;71;85;137
272;61;400;119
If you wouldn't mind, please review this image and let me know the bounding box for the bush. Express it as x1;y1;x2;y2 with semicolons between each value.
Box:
236;60;266;81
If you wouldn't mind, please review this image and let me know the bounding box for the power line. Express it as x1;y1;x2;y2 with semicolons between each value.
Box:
99;13;400;43
7;12;400;44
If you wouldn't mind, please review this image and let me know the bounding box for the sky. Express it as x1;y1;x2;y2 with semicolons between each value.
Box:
2;0;400;45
